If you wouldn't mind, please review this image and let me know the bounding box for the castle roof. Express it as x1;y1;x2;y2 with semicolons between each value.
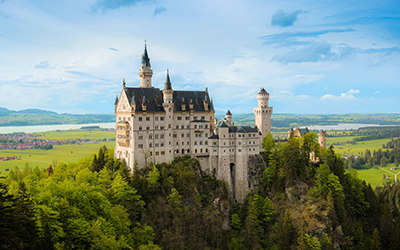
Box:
228;126;258;133
258;88;269;95
123;87;213;113
141;44;151;67
164;70;172;90
216;120;229;127
226;110;232;116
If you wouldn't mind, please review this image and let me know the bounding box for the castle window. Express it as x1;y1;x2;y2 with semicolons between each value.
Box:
160;126;164;130
200;149;203;153
253;141;255;144
177;116;182;120
160;117;164;121
161;143;164;147
119;117;121;121
181;125;184;129
205;124;208;129
156;151;159;155
168;124;171;128
182;142;184;145
138;144;143;148
176;142;178;145
123;117;126;121
187;141;190;145
213;142;217;145
187;125;190;129
205;141;208;145
149;143;153;147
185;116;190;120
138;135;143;140
149;134;153;139
239;142;241;145
155;117;159;121
139;126;142;130
146;126;150;130
161;151;165;155
155;134;159;139
199;125;203;129
173;133;177;138
205;133;208;137
181;133;184;138
238;149;241;152
195;149;197;153
146;117;150;121
160;134;164;139
187;149;190;153
194;141;197;145
139;117;142;121
206;149;208;153
249;148;251;151
155;143;159;147
201;116;205;120
194;116;198;120
176;126;179;129
150;151;152;155
155;126;159;130
169;142;171;145
194;125;197;129
200;141;203;145
238;134;241;138
187;133;190;137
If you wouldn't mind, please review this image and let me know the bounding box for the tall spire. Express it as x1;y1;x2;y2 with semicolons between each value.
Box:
164;69;172;90
141;42;151;67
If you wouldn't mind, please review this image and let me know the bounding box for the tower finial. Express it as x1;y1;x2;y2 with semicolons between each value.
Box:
123;78;126;87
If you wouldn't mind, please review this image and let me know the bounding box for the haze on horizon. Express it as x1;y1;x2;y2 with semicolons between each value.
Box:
0;0;399;115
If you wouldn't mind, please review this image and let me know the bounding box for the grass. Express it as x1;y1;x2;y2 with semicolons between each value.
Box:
36;129;115;140
356;164;400;188
328;138;394;156
0;141;115;177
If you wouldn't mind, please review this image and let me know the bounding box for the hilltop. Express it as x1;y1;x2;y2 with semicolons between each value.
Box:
0;107;115;126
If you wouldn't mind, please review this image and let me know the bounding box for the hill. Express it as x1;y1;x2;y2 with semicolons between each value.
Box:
0;107;115;126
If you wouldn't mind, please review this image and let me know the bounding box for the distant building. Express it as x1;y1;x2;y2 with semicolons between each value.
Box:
114;45;273;202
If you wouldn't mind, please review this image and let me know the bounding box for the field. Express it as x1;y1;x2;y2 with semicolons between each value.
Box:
356;164;400;188
38;129;114;140
0;129;115;176
327;137;394;155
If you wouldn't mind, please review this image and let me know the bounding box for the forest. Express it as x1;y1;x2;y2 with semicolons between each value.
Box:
1;133;400;249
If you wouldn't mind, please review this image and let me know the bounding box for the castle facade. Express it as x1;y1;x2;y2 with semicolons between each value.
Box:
114;46;272;202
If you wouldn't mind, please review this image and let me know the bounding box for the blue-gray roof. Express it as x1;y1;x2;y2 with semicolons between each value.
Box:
228;126;258;133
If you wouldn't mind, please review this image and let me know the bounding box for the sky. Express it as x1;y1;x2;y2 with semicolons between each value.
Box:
0;0;399;115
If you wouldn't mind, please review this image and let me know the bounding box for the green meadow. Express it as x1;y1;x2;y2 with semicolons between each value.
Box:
327;137;394;155
37;129;115;140
0;129;115;176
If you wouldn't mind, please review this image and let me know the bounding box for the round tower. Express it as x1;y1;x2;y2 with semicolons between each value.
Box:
139;44;153;88
225;110;232;126
253;87;273;137
318;130;327;148
257;88;269;107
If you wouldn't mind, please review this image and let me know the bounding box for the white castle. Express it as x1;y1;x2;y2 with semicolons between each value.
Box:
114;45;272;202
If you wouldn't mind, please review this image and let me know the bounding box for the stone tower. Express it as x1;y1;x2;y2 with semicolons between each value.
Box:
225;110;232;126
253;88;273;137
139;44;153;88
318;130;327;148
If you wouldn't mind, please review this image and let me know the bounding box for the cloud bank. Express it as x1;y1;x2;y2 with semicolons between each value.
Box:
271;9;303;27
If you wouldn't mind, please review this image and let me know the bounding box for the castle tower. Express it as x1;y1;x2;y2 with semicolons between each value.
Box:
139;44;153;88
225;110;232;126
253;88;273;137
162;70;174;162
318;130;327;148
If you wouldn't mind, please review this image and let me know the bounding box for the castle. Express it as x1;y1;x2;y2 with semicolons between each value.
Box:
114;45;272;202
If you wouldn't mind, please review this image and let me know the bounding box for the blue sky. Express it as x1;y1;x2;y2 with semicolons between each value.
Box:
0;0;399;114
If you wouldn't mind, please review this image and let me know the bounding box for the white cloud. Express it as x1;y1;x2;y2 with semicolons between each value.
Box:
347;89;360;94
321;93;356;100
374;91;380;94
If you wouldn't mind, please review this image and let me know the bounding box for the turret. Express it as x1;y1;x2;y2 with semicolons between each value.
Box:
139;44;153;88
318;130;327;148
162;70;174;109
253;87;273;137
257;88;269;107
225;110;232;126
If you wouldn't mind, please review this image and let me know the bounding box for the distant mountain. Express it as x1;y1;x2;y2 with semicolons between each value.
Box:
0;107;115;126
